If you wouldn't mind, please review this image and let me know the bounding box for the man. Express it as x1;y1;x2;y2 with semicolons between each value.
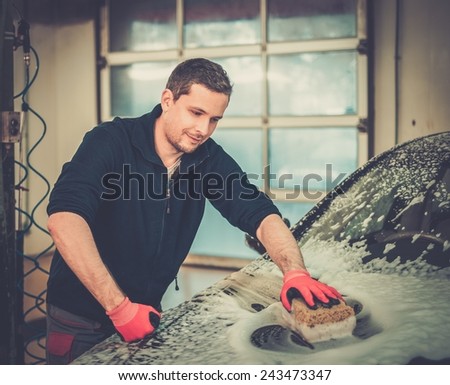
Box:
46;58;342;364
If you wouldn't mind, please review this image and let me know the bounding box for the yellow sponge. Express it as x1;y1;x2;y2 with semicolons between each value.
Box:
283;298;356;343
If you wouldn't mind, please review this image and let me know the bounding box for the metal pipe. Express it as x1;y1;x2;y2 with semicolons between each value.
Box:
0;0;24;364
394;0;401;145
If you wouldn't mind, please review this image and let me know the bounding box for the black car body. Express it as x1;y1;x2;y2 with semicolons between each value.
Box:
74;132;450;365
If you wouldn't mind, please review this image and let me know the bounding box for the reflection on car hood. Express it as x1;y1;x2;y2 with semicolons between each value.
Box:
74;243;450;364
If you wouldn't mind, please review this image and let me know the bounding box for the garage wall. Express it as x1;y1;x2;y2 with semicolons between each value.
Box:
15;20;96;255
373;0;450;155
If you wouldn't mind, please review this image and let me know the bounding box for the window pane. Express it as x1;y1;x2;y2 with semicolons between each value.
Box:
269;128;358;192
190;201;259;259
109;0;177;52
110;61;177;117
184;0;260;48
274;201;315;227
268;51;357;116
268;0;357;42
212;128;263;188
214;56;262;116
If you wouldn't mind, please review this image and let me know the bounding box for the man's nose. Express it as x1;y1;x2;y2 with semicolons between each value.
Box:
195;118;210;136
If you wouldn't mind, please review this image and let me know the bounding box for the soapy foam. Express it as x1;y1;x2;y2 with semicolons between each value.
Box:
75;243;450;364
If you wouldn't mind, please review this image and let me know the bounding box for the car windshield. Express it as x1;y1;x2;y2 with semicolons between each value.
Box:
298;133;450;272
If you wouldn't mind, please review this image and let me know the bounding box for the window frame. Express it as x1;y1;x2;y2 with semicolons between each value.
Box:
100;0;369;264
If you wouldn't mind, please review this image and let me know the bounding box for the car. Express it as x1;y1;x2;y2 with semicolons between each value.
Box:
73;131;450;365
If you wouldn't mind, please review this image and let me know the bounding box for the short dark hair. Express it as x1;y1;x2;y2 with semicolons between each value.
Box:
166;58;233;101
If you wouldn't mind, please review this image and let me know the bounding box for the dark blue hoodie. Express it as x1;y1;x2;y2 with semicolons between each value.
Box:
46;104;280;325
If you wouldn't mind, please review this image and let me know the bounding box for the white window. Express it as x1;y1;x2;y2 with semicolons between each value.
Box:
101;0;369;262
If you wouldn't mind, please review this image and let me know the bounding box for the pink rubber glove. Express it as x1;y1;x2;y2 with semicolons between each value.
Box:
106;297;161;342
280;270;343;311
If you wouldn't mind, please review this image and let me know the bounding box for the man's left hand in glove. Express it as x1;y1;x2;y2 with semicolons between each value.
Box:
280;270;343;311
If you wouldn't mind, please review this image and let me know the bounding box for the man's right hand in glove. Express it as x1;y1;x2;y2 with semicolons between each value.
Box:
106;297;161;342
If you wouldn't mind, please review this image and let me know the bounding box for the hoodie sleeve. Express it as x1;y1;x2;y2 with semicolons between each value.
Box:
47;125;120;226
203;142;281;238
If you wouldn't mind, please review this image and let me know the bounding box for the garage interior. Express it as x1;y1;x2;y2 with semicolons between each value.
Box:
1;0;449;364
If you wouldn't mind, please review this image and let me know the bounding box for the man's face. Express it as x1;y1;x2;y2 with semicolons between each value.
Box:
160;83;229;154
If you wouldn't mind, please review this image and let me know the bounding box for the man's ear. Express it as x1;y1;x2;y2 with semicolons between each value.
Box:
161;89;174;111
